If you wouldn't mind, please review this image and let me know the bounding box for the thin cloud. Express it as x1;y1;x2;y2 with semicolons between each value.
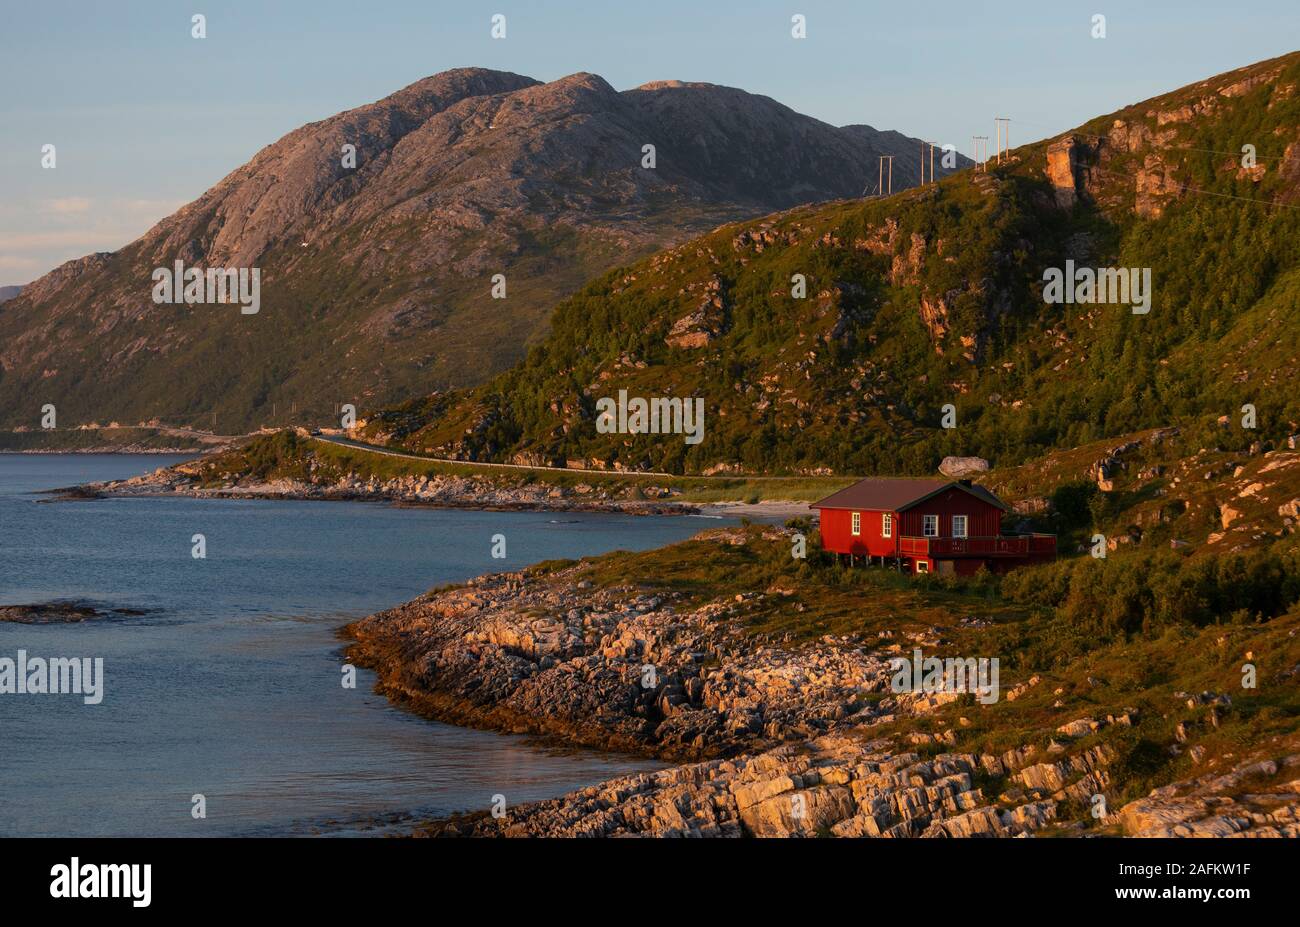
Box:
0;197;189;276
119;198;187;215
45;196;92;214
0;230;114;250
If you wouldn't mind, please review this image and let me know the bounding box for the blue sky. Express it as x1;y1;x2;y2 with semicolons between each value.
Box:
2;0;1296;281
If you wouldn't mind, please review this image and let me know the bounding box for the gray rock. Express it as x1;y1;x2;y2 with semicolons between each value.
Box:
939;456;991;478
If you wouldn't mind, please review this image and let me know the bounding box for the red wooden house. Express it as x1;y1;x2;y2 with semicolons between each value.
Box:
814;478;1055;575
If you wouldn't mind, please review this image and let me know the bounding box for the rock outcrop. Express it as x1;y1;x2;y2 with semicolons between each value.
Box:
345;529;906;759
1119;755;1300;837
939;456;991;478
1045;135;1097;207
424;735;1086;838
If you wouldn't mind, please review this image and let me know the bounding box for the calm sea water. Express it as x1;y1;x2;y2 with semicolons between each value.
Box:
0;454;720;836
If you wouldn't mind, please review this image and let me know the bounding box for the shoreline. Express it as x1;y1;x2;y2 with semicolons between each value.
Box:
339;527;866;765
55;464;817;520
48;482;702;516
0;448;205;455
27;429;845;517
62;489;813;521
340;526;1300;838
336;527;1028;837
58;486;814;521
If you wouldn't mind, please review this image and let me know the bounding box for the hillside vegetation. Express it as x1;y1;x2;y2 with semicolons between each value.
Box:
360;52;1300;482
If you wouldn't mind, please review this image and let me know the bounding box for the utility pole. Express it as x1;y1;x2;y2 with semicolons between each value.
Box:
929;144;935;184
995;118;1010;162
877;155;894;195
973;135;989;171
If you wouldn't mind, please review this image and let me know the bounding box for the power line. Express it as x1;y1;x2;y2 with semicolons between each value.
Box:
978;114;1298;211
1007;116;1294;164
1090;165;1300;211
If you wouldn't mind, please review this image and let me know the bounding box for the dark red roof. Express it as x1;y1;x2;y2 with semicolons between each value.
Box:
813;478;1009;512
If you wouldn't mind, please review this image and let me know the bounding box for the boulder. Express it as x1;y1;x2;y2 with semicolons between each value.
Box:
939;456;990;478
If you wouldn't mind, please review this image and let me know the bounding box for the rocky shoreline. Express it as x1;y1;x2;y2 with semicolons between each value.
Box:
58;467;698;516
414;738;1300;838
344;528;892;762
344;526;1300;837
64;457;822;520
0;447;203;455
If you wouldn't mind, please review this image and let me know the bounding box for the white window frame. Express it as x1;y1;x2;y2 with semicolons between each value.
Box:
952;515;968;539
851;512;861;536
923;514;939;537
882;513;892;538
916;560;929;574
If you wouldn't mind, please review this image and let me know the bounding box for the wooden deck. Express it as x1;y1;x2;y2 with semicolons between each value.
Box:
898;534;1057;558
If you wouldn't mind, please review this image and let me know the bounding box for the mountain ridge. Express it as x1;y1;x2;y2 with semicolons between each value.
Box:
0;68;964;431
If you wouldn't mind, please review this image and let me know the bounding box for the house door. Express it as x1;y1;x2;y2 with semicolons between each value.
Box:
935;559;955;577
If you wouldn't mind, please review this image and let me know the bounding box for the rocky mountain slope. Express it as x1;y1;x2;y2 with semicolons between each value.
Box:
0;69;963;432
359;52;1300;479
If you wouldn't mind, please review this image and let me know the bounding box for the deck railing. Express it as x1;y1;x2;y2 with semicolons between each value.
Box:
898;534;1056;558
